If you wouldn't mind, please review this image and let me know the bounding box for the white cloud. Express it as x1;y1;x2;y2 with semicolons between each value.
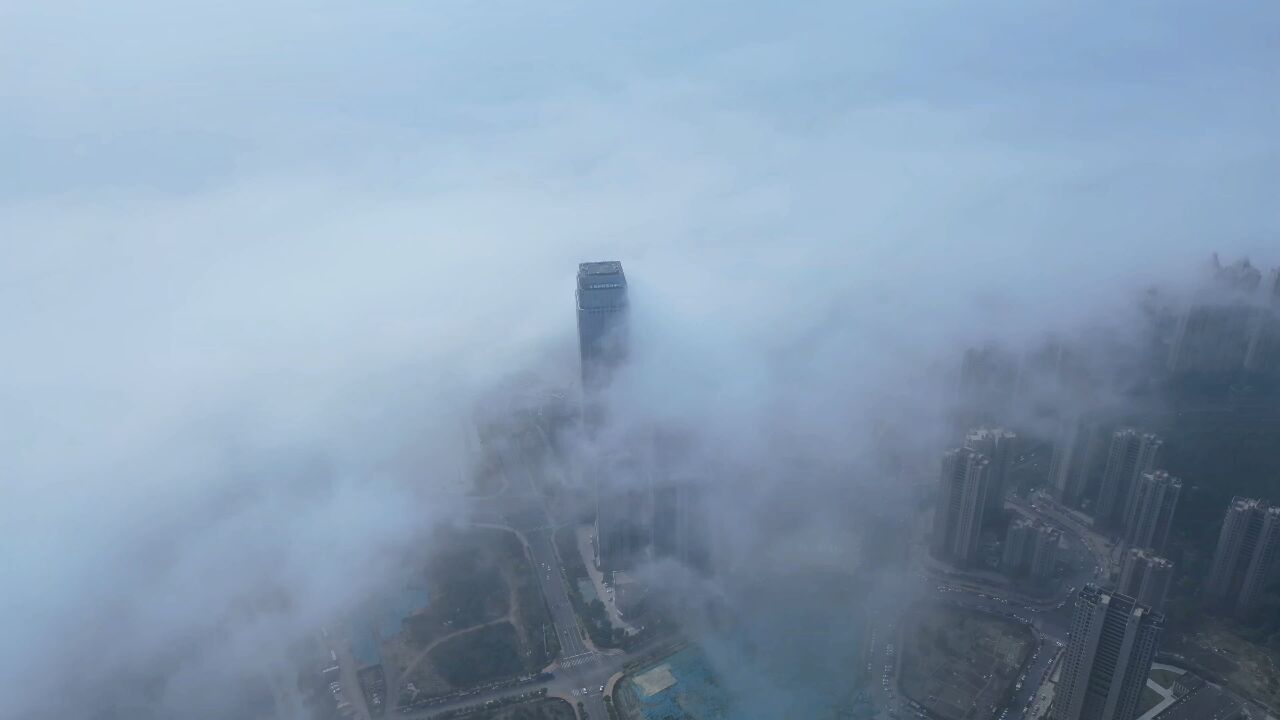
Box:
1;1;1276;716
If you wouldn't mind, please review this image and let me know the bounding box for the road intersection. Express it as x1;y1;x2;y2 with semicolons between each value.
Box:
331;415;1113;720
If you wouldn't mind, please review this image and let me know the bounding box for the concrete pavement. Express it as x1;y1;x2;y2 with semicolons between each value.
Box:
574;525;636;635
330;631;374;720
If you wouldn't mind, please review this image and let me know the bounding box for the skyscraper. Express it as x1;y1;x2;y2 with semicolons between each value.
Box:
1094;430;1161;530
1122;470;1181;553
577;261;639;571
1205;497;1280;618
965;427;1017;517
1050;416;1106;509
1055;586;1163;720
931;447;991;565
576;261;629;393
1118;548;1174;612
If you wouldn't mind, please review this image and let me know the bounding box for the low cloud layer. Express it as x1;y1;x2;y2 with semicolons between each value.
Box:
2;1;1277;717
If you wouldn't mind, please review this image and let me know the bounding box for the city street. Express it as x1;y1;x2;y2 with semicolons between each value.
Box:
330;416;1105;720
884;490;1113;720
483;435;615;720
865;569;1071;720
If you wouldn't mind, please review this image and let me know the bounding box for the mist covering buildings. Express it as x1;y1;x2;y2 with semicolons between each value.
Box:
1118;549;1174;612
576;261;630;394
965;427;1018;517
1001;518;1060;582
2;2;1279;719
1049;417;1106;509
1121;470;1180;554
1170;256;1280;375
931;447;992;566
1206;497;1280;619
1095;430;1162;531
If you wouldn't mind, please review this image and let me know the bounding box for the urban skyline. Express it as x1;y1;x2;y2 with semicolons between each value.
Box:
4;2;1280;719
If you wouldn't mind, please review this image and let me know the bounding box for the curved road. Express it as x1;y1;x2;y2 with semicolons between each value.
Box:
333;424;1106;720
869;491;1111;720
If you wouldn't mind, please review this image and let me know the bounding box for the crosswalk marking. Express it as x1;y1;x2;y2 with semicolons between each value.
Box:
559;653;598;669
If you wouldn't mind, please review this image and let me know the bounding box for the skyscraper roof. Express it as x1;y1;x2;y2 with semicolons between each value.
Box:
578;261;627;290
579;260;623;275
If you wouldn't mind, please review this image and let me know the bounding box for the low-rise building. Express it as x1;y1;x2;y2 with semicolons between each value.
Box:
1152;679;1241;720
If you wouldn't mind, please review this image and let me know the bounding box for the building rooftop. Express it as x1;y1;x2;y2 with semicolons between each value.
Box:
577;261;628;293
948;445;991;465
580;260;623;275
1113;427;1162;442
1143;470;1182;488
1080;584;1164;622
966;427;1016;440
1154;682;1241;720
1229;496;1268;511
1128;548;1173;568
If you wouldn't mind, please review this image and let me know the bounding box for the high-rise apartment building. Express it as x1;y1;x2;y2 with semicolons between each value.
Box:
932;447;991;565
1030;523;1062;582
1206;497;1280;618
1169;255;1268;375
1094;430;1161;530
1245;267;1280;374
1055;586;1163;720
1169;306;1261;375
1003;517;1060;582
1118;549;1174;612
1122;470;1181;553
1002;517;1034;575
965;427;1017;517
1050;416;1106;509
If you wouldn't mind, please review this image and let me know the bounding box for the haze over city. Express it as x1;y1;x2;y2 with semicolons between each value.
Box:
3;3;1279;720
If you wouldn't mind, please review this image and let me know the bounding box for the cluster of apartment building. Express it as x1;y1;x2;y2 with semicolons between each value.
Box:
579;258;1278;720
945;257;1280;720
930;429;1021;568
1168;256;1280;376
